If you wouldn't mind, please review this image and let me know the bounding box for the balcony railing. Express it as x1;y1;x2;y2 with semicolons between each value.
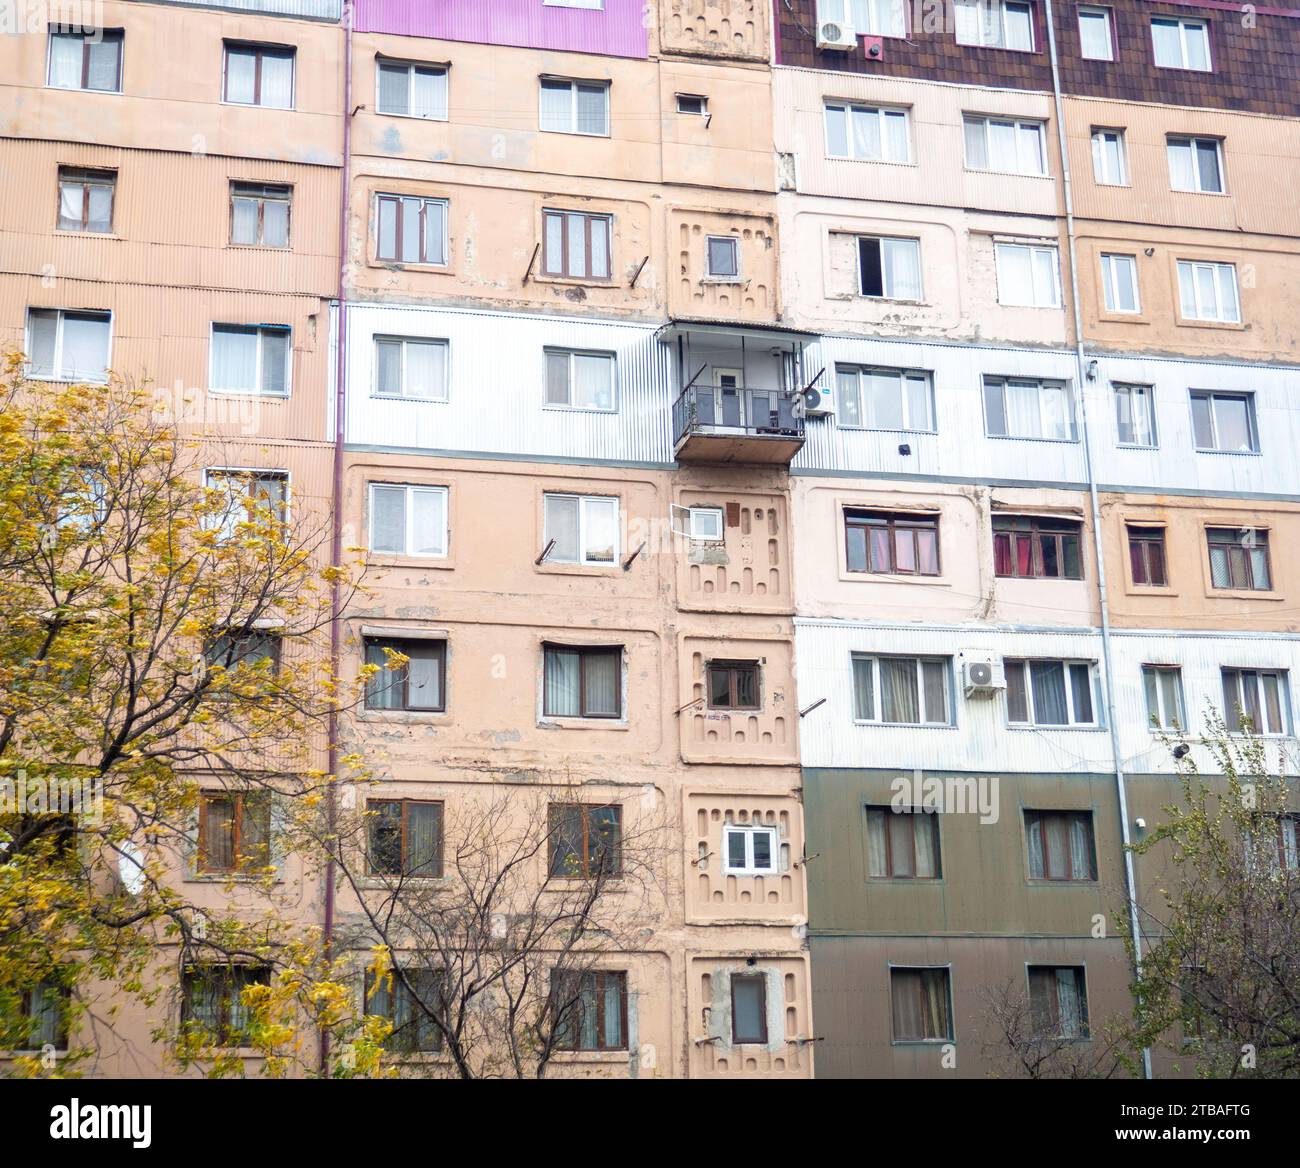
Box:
672;384;805;464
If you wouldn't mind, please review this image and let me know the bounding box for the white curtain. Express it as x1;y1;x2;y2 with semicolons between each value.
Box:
212;326;257;392
868;370;903;429
575;84;607;135
406;341;446;401
852;656;875;720
883;239;921;300
545;495;580;562
581;497;618;563
225;49;257;103
1030;661;1068;725
48;35;83;89
545;649;581;717
851;106;882;160
880;657;919;723
412;67;447;120
582;650;620;716
865;810;888;876
824;105;848;158
1026;814;1044;877
259;329;288;395
540;79;571;132
378;62;408;115
410;488;446;556
1068;816;1092;880
1005;379;1041;437
574;354;612;410
60;313;109;381
259;54;294;110
370;486;406;554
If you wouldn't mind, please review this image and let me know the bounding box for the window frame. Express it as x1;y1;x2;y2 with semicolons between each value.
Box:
541;209;612;282
543;348;617;413
375;56;449;121
229;181;292;248
954;0;1036;51
686;506;724;542
857;234;923;301
889;966;953;1043
721;823;780;876
363;637;448;713
865;805;943;879
551;969;628;1052
1076;6;1114;61
538;76;610;137
181;965;270;1047
363;967;445;1054
983;376;1078;442
1142;663;1185;731
24;307;112;384
197;790;272;875
1206;526;1271;592
46;27;124;93
56;166;116;233
1151;15;1211;72
1024;809;1098;881
1220;667;1290;736
730;974;769;1045
963;114;1047;176
835;365;935;433
209;322;292;397
1027;965;1090;1039
851;653;953;726
705;234;741;281
374;193;449;267
1167;136;1225;195
1127;525;1168;588
994;241;1061;308
367;482;449;559
1100;252;1140;314
204;467;290;537
373;335;450;402
845;509;941;577
823;100;911;163
548;802;623;878
1189;389;1257;453
1177;261;1240;324
1005;659;1099;727
542;644;624;720
366;798;445;877
1113;382;1156;448
706;660;761;711
543;492;620;566
221;40;296;109
1090;127;1128;185
17;982;70;1053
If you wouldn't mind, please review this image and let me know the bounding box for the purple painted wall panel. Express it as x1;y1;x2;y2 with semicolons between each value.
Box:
354;0;650;59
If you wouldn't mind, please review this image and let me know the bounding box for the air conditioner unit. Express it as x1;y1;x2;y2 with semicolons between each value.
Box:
800;384;834;416
962;654;1005;696
817;20;856;51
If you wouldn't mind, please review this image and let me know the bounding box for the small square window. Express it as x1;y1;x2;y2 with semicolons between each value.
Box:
1090;128;1127;185
1100;253;1140;314
367;799;444;876
364;638;447;712
548;803;622;876
543;493;619;564
210;324;291;396
1127;526;1167;587
223;41;295;108
47;27;123;93
890;967;952;1041
1028;966;1089;1038
543;645;623;718
1142;664;1184;730
231;182;291;247
182;966;269;1046
24;308;111;383
1221;667;1289;735
375;194;448;266
539;77;609;136
706;661;760;710
375;336;449;401
551;970;627;1051
198;790;272;874
859;236;921;300
57;167;115;233
722;824;779;875
687;506;724;542
1178;262;1239;323
1152;16;1210;72
1190;390;1255;452
1207;527;1271;591
1168;137;1224;194
1077;7;1113;61
1113;382;1156;447
706;235;740;280
364;968;444;1053
542;210;611;280
376;58;448;120
676;93;707;116
369;483;448;558
1025;810;1097;879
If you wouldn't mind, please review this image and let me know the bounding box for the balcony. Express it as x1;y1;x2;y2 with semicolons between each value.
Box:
672;384;805;464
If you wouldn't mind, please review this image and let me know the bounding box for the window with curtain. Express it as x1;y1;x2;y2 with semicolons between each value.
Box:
230;182;291;247
994;242;1060;307
375;194;448;265
722;824;779;875
366;799;444;877
1151;16;1210;71
374;336;448;401
539;77;609;135
1220;667;1289;735
543;493;619;564
57;167;115;233
544;350;615;410
365;968;444;1053
983;377;1076;440
19;982;70;1051
542;210;612;281
890;967;951;1041
858;235;922;300
865;806;941;878
205;469;288;538
47;28;123;92
852;655;951;725
993;516;1083;578
368;484;448;557
835;366;934;431
376;58;448;120
1142;664;1185;731
198;791;271;874
182;966;270;1046
1025;810;1096;880
954;0;1034;48
25;308;111;383
551;970;627;1051
1100;253;1140;314
963;115;1045;174
1113;383;1155;447
1077;7;1113;60
548;803;622;877
210;323;290;395
823;101;910;162
1028;966;1089;1038
1207;527;1270;591
1189;390;1255;451
223;42;295;108
1167;136;1224;194
706;661;760;710
1091;128;1127;185
1177;262;1240;323
1127;525;1167;587
818;0;908;37
1006;659;1097;726
845;510;940;575
543;645;622;718
364;638;446;712
731;974;768;1044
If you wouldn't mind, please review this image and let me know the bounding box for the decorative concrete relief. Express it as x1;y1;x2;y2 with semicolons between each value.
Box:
686;798;806;922
658;0;768;61
690;958;811;1077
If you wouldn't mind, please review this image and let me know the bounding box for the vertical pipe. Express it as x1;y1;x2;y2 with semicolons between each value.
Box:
1042;0;1151;1080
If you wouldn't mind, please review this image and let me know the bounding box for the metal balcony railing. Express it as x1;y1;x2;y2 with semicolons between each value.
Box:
672;384;805;446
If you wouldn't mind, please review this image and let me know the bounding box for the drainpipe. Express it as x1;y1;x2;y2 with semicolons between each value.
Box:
321;0;353;1078
1042;0;1151;1080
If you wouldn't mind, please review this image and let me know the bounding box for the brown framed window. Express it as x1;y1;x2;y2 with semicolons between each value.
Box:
543;644;622;718
730;974;767;1044
364;638;446;712
376;58;448;120
865;806;941;878
1025;810;1096;881
706;660;759;710
18;981;70;1051
1220;667;1289;735
375;194;448;265
222;41;294;108
993;515;1083;579
1128;525;1167;586
548;803;622;877
1028;966;1089;1038
198;791;271;874
181;965;269;1045
1207;527;1270;591
205;468;288;538
846;509;939;575
890;967;952;1042
47;28;123;92
551;969;627;1050
366;799;444;877
56;167;115;233
542;210;611;280
364;968;444;1053
230;182;290;247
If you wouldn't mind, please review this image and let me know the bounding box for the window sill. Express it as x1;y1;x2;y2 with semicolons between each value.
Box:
836;425;936;436
1193;447;1260;457
965;166;1052;181
1204;588;1284;602
46;85;123;96
228;242;292;252
534;562;622;576
367;555;454;571
1007;724;1106;733
183;873;284;885
355;875;449;891
866;876;944;884
548;1049;628;1062
220;100;296;112
840;570;949;588
540;404;618;416
1169;187;1229;198
858;295;928;306
538;717;629;732
890;1038;954;1047
371;259;453;274
701;277;745;286
826;155;917;168
986;434;1079;445
355;709;452;725
1126;584;1178;598
1176;318;1245;331
207;388;291;399
538;129;611;139
1154;64;1213;74
1115;443;1158;452
1026;877;1099;885
372;393;449;405
54;229;120;240
1097;311;1149;325
532;274;616;289
852;720;957;730
376;111;449;124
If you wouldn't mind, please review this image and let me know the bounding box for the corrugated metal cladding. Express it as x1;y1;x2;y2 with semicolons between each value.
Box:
153;0;342;18
795;618;1300;777
335;303;675;464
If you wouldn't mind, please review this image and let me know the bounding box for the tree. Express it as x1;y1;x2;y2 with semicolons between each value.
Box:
978;978;1132;1079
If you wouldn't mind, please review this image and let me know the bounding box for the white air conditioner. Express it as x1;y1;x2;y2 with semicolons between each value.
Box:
962;654;1005;695
800;383;834;416
817;20;856;51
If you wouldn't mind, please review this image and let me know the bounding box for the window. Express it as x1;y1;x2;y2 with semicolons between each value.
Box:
1152;16;1210;71
685;506;724;542
365;969;444;1053
890;968;952;1042
364;638;446;712
552;970;627;1051
1180;261;1240;323
204;630;280;674
964;115;1045;174
852;654;951;725
1100;253;1140;314
1114;383;1155;447
1208;527;1271;591
1025;810;1097;879
205;469;288;537
1275;816;1299;872
1143;664;1185;731
994;242;1060;307
858;236;922;300
836;366;934;431
955;0;1034;49
198;791;271;874
539;77;609;136
376;58;448;120
375;336;448;401
1006;661;1097;726
1090;128;1127;185
675;93;707;116
1127;525;1167;587
1190;390;1256;453
707;661;760;710
722;823;779;876
824;102;910;162
369;484;448;558
845;510;940;576
182;966;269;1045
57;167;114;233
375;194;447;266
18;982;69;1052
1167;136;1223;194
548;804;622;876
367;799;443;876
25;308;110;383
223;42;294;108
543;493;618;565
706;235;740;280
210;324;290;395
818;0;908;37
1221;668;1289;735
543;349;615;412
47;27;123;92
983;377;1076;441
230;182;290;247
993;515;1086;577
865;807;941;878
1077;6;1113;60
543;645;622;718
1029;967;1089;1038
731;975;768;1044
542;210;611;280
